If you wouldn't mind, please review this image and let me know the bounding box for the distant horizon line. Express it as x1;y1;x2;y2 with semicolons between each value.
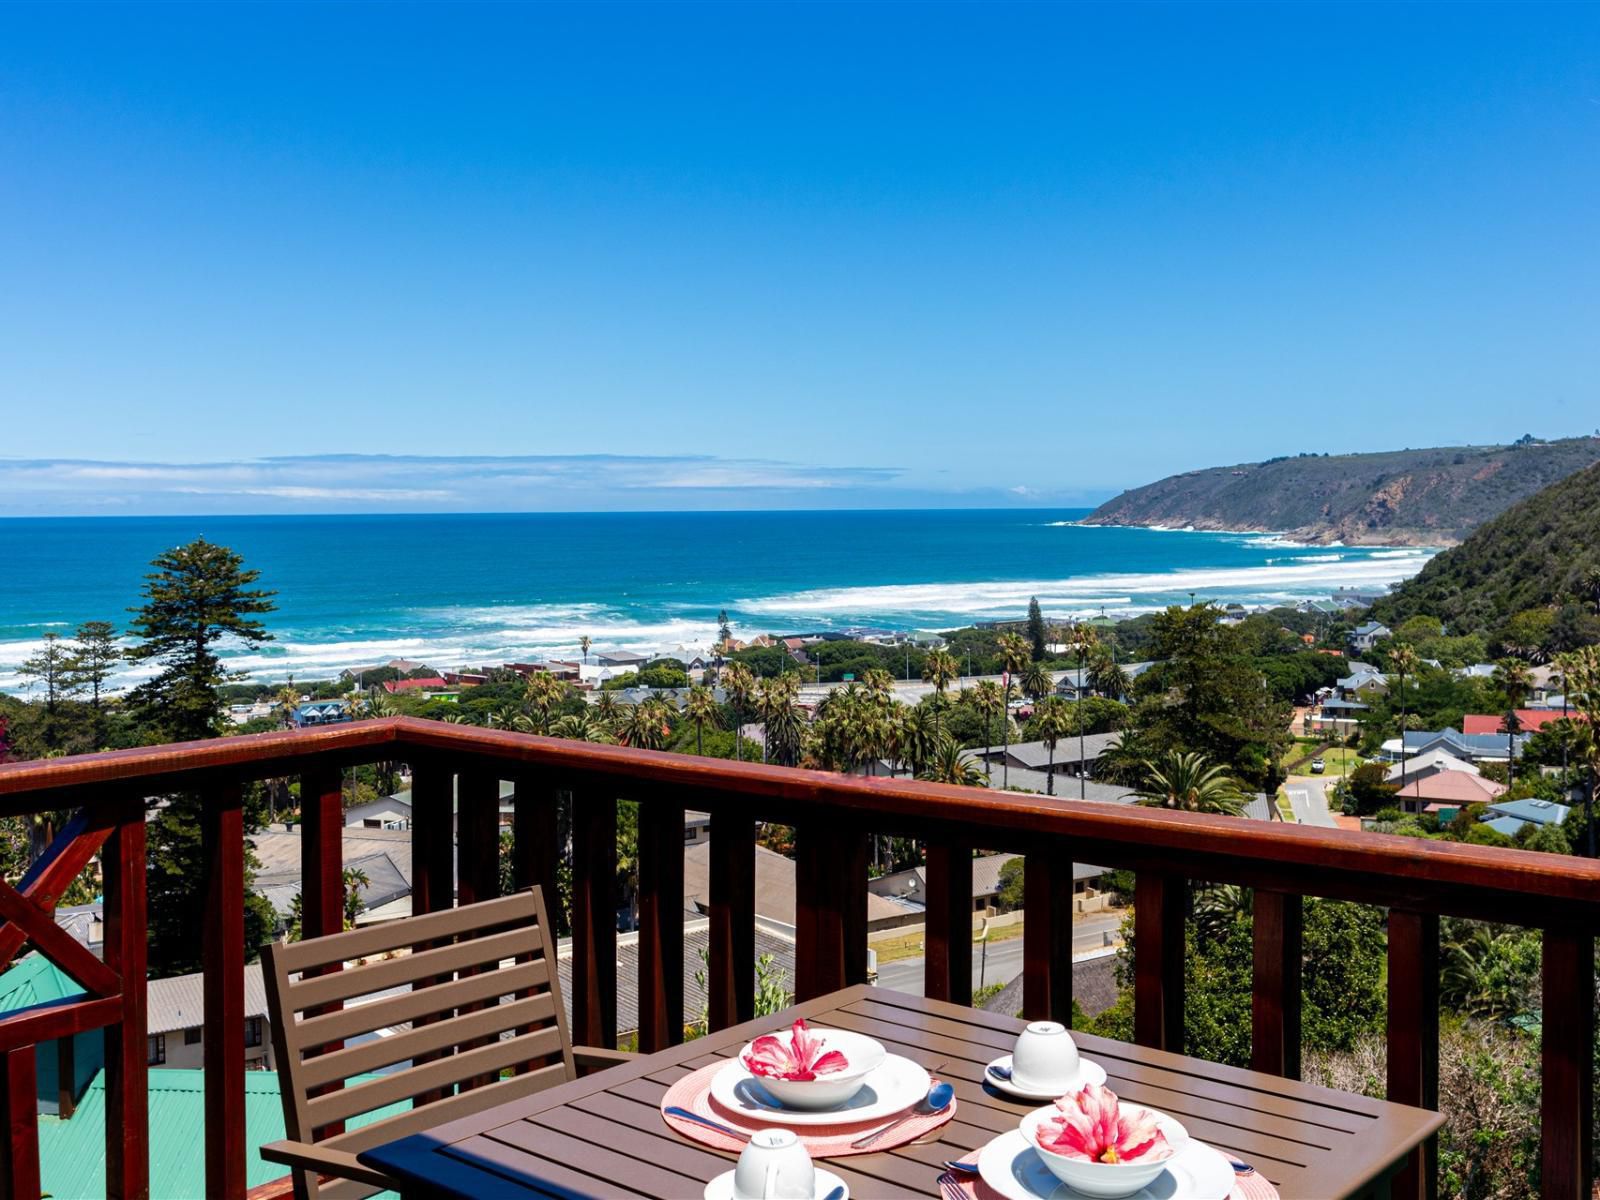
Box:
0;502;1111;521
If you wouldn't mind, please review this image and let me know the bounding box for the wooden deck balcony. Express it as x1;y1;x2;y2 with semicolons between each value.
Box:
0;716;1595;1199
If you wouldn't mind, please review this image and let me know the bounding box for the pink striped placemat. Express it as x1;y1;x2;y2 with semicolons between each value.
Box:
660;1060;957;1158
936;1159;1279;1199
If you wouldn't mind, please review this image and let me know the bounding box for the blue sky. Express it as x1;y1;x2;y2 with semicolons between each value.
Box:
2;1;1597;515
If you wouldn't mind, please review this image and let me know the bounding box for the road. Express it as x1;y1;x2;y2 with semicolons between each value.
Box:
1283;775;1337;828
873;910;1124;997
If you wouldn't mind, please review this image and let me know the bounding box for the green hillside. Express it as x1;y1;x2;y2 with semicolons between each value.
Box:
1084;436;1600;545
1372;459;1600;638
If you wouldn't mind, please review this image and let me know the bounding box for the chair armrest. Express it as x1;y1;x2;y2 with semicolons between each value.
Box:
573;1044;637;1069
259;1139;395;1190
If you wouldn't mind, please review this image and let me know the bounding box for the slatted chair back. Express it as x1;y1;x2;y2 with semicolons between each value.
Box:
262;887;575;1200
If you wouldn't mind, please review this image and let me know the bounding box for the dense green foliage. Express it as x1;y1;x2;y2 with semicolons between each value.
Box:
1086;436;1600;545
1374;459;1600;640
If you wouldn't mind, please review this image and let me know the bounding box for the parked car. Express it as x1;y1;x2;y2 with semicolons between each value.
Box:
1310;758;1326;774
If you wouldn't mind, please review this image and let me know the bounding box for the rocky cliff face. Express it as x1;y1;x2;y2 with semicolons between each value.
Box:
1084;438;1600;546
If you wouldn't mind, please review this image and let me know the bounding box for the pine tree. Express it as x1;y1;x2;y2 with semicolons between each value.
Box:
126;538;276;742
15;633;80;749
1027;597;1048;661
67;620;121;745
124;540;279;977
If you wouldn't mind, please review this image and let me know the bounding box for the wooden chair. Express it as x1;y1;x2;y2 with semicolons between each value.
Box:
259;887;633;1199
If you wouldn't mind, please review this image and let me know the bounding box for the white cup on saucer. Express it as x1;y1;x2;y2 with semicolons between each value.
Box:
1011;1021;1082;1093
733;1128;816;1200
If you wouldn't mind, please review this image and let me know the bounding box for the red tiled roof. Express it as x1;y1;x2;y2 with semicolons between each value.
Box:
1394;769;1506;805
382;677;448;694
1462;710;1578;735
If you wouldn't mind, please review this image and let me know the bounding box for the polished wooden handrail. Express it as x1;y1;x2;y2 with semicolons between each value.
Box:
0;718;1594;1200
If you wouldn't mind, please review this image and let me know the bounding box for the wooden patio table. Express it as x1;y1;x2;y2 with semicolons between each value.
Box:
359;985;1442;1199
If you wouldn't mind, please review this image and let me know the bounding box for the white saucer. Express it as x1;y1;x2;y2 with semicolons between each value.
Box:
984;1054;1108;1100
709;1054;931;1126
976;1128;1233;1200
703;1166;849;1200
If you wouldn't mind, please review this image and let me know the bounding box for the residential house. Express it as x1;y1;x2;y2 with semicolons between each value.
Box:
1386;752;1506;815
1348;621;1391;653
595;650;650;669
867;852;1112;916
1461;710;1578;736
1381;728;1531;764
253;823;416;927
682;841;921;933
145;963;274;1071
382;676;449;695
969;733;1121;778
291;700;349;727
1302;695;1368;737
344;795;414;830
1481;798;1572;839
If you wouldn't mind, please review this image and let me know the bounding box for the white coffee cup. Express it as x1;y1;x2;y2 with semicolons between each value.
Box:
733;1128;816;1200
1011;1020;1082;1093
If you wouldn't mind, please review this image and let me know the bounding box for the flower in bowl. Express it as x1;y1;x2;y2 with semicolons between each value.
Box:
738;1021;886;1111
1021;1084;1184;1199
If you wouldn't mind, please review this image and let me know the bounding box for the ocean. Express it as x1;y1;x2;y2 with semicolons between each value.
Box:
0;510;1435;690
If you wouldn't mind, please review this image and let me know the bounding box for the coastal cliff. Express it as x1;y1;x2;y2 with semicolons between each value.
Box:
1083;437;1600;546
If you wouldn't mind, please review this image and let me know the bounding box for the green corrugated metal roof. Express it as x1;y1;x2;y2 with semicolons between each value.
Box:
38;1067;404;1199
0;953;86;1013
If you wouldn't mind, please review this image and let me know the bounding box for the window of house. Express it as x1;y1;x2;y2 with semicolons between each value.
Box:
147;1034;165;1065
245;1017;263;1048
184;1026;201;1045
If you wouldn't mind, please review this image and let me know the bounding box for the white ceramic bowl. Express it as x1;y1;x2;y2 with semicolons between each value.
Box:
738;1028;886;1111
1020;1103;1187;1199
1011;1021;1082;1093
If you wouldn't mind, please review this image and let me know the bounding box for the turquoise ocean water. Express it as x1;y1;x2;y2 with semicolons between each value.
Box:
0;510;1434;689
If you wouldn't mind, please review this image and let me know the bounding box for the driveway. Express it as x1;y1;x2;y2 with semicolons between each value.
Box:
1283;775;1337;828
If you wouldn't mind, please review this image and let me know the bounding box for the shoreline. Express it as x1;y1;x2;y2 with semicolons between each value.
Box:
1077;516;1456;549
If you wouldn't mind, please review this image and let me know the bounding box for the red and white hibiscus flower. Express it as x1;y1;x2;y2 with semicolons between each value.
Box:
1035;1083;1172;1164
741;1019;849;1081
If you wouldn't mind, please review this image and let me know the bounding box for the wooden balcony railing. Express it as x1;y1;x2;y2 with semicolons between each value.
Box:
0;716;1596;1199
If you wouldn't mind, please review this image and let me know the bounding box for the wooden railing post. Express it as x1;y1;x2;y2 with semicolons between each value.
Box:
1251;890;1302;1079
1133;871;1184;1052
638;797;686;1051
456;769;501;906
1540;926;1594;1200
570;787;617;1050
924;841;972;1006
300;769;349;1118
708;806;755;1031
1386;910;1439;1200
410;762;455;914
201;781;246;1200
103;803;148;1200
1022;846;1074;1024
795;822;867;1001
1;1046;40;1200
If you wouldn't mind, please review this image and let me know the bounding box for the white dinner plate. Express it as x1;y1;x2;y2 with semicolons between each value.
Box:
708;1054;932;1126
703;1166;849;1200
984;1054;1108;1100
976;1129;1234;1200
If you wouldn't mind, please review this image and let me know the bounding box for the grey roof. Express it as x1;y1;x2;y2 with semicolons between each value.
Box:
146;962;270;1035
557;921;797;1039
1485;798;1570;827
1402;729;1529;759
982;955;1120;1020
1316;697;1369;711
1386;748;1478;784
1352;622;1390;637
989;733;1122;770
958;753;1140;804
683;841;908;926
252;824;414;919
1240;794;1273;822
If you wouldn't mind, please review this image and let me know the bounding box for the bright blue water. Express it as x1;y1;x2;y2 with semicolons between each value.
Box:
0;511;1434;686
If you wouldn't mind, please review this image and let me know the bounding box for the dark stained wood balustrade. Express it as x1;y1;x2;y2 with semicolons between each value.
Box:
0;716;1597;1199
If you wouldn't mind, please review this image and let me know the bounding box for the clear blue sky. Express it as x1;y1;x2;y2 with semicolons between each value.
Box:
2;2;1597;514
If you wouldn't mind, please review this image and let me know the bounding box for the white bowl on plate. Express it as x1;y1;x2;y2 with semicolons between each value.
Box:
737;1028;886;1111
1020;1103;1187;1199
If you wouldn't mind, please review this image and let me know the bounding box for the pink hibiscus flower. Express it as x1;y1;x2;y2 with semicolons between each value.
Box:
1035;1084;1172;1164
741;1019;849;1081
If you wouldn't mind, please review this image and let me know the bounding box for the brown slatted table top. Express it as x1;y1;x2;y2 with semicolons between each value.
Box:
359;985;1442;1199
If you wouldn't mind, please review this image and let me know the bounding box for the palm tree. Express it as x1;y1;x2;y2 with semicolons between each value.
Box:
921;648;959;702
593;691;621;733
549;712;612;742
1067;625;1101;799
1135;750;1247;816
1388;643;1420;786
274;684;302;728
1582;566;1600;615
969;680;1004;780
721;662;757;763
684;684;721;757
579;635;592;665
1087;647;1128;701
1020;662;1052;707
1033;697;1073;796
917;737;989;787
862;667;895;698
1493;658;1534;784
759;675;804;767
996;633;1030;789
617;699;673;751
901;704;942;777
522;671;567;734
